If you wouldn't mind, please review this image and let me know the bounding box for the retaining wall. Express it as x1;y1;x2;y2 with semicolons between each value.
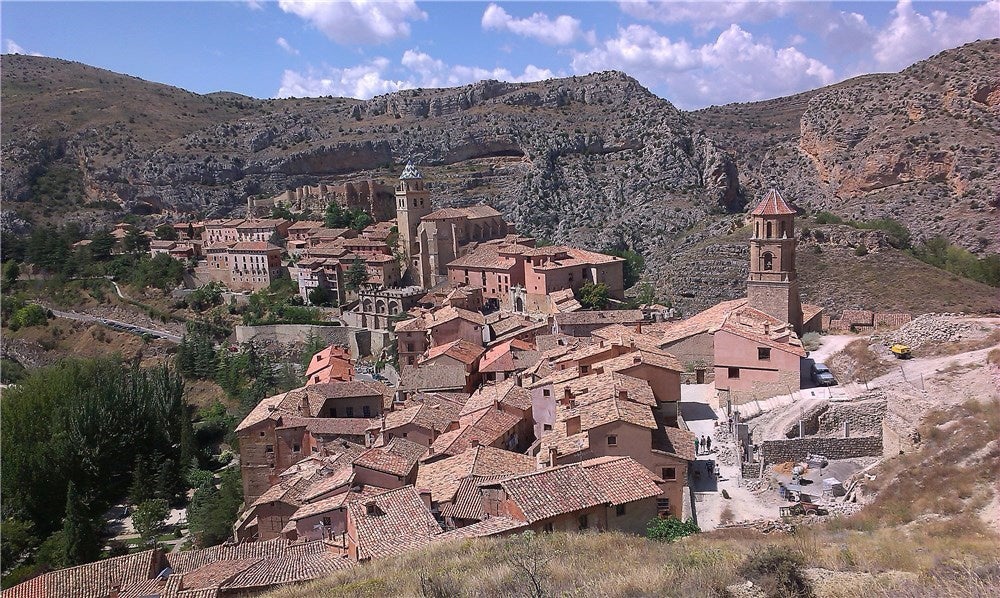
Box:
760;435;883;465
235;325;391;359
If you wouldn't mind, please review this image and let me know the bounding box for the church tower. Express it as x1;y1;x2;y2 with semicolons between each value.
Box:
395;162;431;283
747;189;802;333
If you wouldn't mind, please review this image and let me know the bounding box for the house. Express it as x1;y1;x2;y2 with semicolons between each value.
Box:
345;486;443;562
415;444;536;515
478;339;542;382
235;218;292;244
203;218;245;245
374;398;462;448
351;285;423;330
428;410;523;460
459;379;535;449
305;344;354;386
227;242;283;292
352;437;427;489
416;339;485;393
552;310;646;337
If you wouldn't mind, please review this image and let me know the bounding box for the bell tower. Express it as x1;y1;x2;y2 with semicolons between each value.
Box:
395;162;431;283
747;189;802;333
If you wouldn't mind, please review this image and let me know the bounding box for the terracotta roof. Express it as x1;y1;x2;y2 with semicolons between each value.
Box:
279;381;391;417
354;437;427;477
235;392;285;432
436;516;527;540
421;339;484;366
750;188;796;216
460;379;533;418
427;305;486;327
221;551;353;591
398;363;468;393
559;396;657;431
180;557;262;590
652;425;697;461
657;299;747;346
380;400;460;435
229;241;281;252
290;493;351;521
447;243;520;270
554;310;645;327
300;468;357;503
289;417;377;437
304;344;352;379
166;539;292;574
394;315;427;332
415;444;536;504
801;303;824;324
422;205;501;221
236;218;290;229
479;340;542;374
595;349;684;376
346;486;442;560
2;550;162;598
430;409;520;458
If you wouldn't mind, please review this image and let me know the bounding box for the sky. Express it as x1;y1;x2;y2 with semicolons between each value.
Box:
2;1;998;109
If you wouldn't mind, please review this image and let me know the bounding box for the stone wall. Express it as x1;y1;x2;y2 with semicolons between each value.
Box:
882;407;921;456
235;324;391;359
759;435;883;465
817;399;886;436
730;369;801;405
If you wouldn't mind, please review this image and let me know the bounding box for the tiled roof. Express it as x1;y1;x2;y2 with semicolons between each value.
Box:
235;392;285;432
304;344;352;379
347;486;442;560
436;516;527;540
221;551;353;591
235;218;290;229
278;381;391;417
2;549;162;598
415;445;535;504
229;241;281;252
479;339;541;374
422;205;501;220
421;339;484;366
394;315;428;332
595;349;684;376
354;437;427;477
398;362;468;393
432;409;520;457
578;456;663;505
652;425;697;461
460;379;533;418
180;557;261;590
427;305;486;327
657;299;747;345
447;243;520;270
560;396;657;431
381;400;460;435
801;303;824;324
554;310;645;326
300;467;357;503
166;539;293;574
290;493;351;521
750;188;796;216
287;220;325;231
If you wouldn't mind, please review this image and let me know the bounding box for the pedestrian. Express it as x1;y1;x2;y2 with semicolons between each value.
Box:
701;435;707;453
694;437;700;455
706;436;712;452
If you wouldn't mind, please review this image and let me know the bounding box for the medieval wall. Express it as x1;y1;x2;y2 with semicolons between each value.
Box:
759;435;883;465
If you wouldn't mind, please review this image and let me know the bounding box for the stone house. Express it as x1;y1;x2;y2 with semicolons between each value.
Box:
417;339;484;393
552;310;646;337
415;444;536;516
236;218;292;244
227;242;283;292
345;486;442;562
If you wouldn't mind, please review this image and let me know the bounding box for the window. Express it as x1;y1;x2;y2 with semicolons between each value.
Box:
543;424;552;431
543;389;551;397
363;405;371;417
728;367;740;379
543;522;554;533
329;408;337;417
259;431;266;438
580;364;589;374
265;445;274;454
607;435;618;446
758;348;771;361
293;444;301;452
406;342;414;352
578;514;589;530
661;467;676;481
765;221;773;238
616;504;626;517
401;432;408;438
763;252;774;271
346;407;354;417
657;498;671;516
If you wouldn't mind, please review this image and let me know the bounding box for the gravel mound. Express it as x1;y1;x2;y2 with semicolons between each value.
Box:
873;313;975;349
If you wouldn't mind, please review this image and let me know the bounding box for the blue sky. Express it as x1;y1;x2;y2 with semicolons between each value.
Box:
3;1;998;108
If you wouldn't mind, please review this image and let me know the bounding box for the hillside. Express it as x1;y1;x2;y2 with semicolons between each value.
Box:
2;40;998;314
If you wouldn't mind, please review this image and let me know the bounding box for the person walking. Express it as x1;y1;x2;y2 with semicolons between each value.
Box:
694;437;700;455
706;436;712;452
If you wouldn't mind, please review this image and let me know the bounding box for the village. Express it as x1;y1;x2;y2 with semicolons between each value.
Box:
4;166;998;598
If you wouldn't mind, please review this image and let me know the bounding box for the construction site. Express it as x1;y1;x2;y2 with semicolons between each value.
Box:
680;313;1000;531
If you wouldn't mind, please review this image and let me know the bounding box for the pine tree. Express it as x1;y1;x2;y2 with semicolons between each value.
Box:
62;481;98;565
154;458;183;507
128;454;156;505
179;405;198;472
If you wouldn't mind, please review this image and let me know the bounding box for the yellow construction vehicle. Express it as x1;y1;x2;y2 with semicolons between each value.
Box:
890;344;911;359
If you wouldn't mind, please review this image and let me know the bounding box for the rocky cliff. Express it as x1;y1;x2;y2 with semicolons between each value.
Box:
3;40;998;314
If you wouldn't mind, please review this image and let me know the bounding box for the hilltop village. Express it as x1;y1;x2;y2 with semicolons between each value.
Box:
6;164;909;598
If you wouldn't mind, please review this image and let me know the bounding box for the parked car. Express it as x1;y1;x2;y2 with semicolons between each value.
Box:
811;363;837;386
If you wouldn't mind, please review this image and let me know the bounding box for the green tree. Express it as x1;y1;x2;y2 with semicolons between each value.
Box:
123;226;150;255
345;257;369;291
128;454;156;505
155;458;184;507
133;499;169;547
62;481;99;566
606;248;645;288
3;261;20;288
180;406;198;472
646;516;699;542
307;285;335;307
578;281;609;309
187;468;242;548
8;304;49;331
154;224;179;241
350;211;373;231
0;519;39;572
323;202;348;228
89;229;117;260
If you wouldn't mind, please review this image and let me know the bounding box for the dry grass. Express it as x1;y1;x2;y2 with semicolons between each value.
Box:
988;348;1000;365
827;339;892;383
919;330;1000;358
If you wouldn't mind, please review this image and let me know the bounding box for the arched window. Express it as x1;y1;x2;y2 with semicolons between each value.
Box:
762;252;774;271
765;221;773;238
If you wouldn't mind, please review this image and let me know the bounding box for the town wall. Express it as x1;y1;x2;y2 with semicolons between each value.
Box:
234;324;390;359
759;435;883;465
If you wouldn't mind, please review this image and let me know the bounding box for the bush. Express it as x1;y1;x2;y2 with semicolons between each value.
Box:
737;546;814;598
9;304;49;331
646;516;699;542
855;245;869;256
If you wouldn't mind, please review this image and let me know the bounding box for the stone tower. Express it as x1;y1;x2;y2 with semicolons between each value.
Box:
395;162;431;283
747;189;802;333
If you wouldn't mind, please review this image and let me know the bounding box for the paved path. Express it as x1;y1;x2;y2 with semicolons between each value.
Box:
47;307;182;343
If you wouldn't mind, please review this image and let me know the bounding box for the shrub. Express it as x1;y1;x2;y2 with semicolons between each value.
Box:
646;516;700;542
737;546;814;598
855;245;869;256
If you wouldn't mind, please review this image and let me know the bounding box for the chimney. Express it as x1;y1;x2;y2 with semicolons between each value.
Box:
548;447;559;466
635;324;642;333
418;489;432;510
471;438;480;447
515;373;523;387
618;388;628;402
300;395;311;417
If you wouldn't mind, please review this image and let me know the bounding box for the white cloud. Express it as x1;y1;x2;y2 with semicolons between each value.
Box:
4;39;43;56
244;0;264;11
571;24;835;108
276;37;299;55
278;0;426;45
481;3;591;46
872;0;1000;70
619;0;791;33
277;50;555;99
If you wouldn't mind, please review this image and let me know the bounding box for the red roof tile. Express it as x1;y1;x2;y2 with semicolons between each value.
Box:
750;188;796;216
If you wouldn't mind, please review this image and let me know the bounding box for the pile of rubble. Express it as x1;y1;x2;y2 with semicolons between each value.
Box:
872;313;975;349
716;519;796;534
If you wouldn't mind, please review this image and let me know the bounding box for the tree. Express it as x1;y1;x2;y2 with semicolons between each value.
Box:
308;285;335;307
155;458;184;507
89;229;116;260
179;406;198;472
350;211;373;231
133;499;169;547
62;481;99;566
323;202;348;228
646;516;699;542
129;455;157;505
123;226;150;255
3;260;20;288
187;468;242;547
345;257;369;291
578;281;609;309
606;248;645;288
154;224;179;241
1;519;39;572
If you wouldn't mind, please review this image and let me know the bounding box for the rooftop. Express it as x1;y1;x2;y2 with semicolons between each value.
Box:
750;188;796;216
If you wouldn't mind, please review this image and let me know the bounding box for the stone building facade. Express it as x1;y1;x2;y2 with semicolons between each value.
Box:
746;189;803;334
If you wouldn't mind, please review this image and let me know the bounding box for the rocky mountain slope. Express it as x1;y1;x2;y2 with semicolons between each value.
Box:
3;40;998;314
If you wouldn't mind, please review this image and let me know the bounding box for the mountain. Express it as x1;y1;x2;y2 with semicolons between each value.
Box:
2;40;998;314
